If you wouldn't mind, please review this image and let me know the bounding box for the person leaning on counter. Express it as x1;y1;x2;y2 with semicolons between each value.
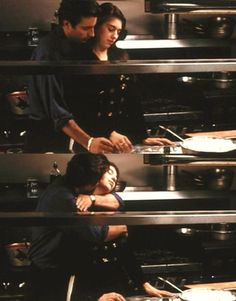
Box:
27;154;174;301
24;0;172;154
26;154;126;301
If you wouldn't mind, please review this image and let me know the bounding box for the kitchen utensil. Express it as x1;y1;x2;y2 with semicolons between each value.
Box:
5;242;31;267
159;125;184;142
157;276;183;293
179;288;236;301
6;91;30;115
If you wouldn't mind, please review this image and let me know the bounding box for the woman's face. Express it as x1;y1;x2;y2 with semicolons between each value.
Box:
96;165;118;194
96;17;123;49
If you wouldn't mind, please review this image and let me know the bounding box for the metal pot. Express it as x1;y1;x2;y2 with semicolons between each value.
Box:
203;168;235;190
182;168;234;190
211;72;236;89
6;91;30;115
179;288;236;301
5;242;31;267
206;16;236;39
183;16;236;39
211;223;236;240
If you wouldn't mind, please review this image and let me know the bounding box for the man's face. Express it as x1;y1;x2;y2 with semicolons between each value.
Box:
63;16;97;43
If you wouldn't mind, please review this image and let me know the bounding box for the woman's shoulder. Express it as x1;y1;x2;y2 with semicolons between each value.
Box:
108;46;129;60
76;43;97;60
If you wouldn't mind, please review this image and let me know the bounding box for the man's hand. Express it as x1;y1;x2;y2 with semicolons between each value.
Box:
76;194;93;212
109;131;133;153
143;282;175;298
105;225;128;242
98;292;126;301
90;137;115;154
143;137;173;146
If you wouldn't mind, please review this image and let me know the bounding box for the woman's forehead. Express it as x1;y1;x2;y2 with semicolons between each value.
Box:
104;18;122;29
109;165;117;174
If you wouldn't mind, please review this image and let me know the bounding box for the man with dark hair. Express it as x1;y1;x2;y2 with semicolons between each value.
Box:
65;152;111;188
25;0;115;153
27;153;126;301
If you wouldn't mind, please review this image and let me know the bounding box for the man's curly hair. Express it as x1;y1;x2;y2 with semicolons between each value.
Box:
57;0;100;27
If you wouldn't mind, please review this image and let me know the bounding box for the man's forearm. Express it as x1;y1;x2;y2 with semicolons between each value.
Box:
62;119;90;150
94;194;120;210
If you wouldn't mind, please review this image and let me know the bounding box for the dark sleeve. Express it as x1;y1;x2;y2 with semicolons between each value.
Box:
112;192;125;210
60;194;109;244
28;44;73;131
38;186;109;244
118;236;147;288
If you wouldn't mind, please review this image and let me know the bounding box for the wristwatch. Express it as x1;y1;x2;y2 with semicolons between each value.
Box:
89;194;96;206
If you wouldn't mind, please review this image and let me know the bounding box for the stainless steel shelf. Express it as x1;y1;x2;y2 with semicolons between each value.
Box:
2;59;236;74
116;38;234;49
1;210;236;226
118;190;236;201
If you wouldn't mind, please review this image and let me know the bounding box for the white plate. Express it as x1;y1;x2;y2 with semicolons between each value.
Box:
181;137;236;153
180;288;236;301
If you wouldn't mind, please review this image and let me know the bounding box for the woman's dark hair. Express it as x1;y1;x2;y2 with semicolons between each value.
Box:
96;2;126;34
65;153;119;189
58;0;100;27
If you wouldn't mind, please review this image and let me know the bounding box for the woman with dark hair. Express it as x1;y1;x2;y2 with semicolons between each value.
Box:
27;154;126;301
73;2;172;153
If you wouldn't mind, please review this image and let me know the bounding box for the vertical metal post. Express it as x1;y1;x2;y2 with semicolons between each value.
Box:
163;165;178;191
165;13;179;39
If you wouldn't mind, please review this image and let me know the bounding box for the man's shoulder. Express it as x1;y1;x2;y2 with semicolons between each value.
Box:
32;28;67;60
36;178;75;211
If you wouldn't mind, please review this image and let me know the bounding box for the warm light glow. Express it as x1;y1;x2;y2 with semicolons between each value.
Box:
116;39;184;49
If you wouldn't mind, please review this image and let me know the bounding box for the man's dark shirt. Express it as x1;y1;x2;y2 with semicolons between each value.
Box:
28;176;124;273
28;26;75;131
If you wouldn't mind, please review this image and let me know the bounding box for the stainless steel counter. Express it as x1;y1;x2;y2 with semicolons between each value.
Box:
118;190;236;201
1;210;236;226
2;58;236;74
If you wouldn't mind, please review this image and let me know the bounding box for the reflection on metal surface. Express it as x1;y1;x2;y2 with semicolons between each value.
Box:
145;0;236;14
132;145;182;154
118;190;235;200
1;210;236;226
3;59;236;74
116;38;231;49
